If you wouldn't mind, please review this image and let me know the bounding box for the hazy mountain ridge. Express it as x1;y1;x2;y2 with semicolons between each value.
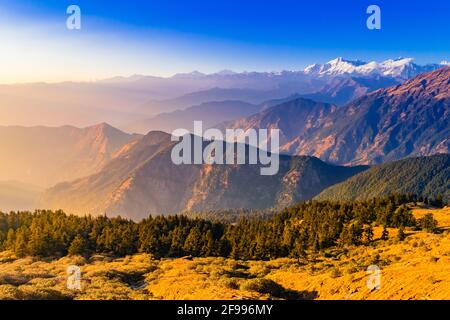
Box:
0;181;43;212
1;57;438;130
126;100;261;134
0;123;140;187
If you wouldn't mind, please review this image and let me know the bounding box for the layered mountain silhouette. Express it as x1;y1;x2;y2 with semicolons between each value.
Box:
2;62;449;219
1;57;437;129
0;123;140;187
225;67;450;165
217;98;338;148
127;100;261;134
315;154;450;203
41;131;367;219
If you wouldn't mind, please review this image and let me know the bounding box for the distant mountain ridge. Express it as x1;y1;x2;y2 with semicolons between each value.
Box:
127;100;261;134
0;123;140;187
1;57;443;129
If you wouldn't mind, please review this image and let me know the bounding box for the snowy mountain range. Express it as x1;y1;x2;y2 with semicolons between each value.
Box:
304;57;445;80
2;57;447;130
123;57;447;82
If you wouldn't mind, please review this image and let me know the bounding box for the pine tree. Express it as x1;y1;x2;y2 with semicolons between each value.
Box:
392;205;415;227
201;230;215;257
434;195;444;208
5;229;15;250
417;213;438;233
364;225;374;244
14;228;29;257
68;235;89;256
183;227;203;256
169;226;186;257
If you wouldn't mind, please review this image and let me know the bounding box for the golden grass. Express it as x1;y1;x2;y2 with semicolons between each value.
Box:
0;207;449;300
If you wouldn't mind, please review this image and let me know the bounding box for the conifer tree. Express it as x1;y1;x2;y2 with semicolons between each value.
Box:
364;225;374;244
68;235;89;256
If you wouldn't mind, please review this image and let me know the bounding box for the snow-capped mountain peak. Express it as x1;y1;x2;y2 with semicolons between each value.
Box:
328;57;366;66
304;58;367;77
215;69;238;76
172;70;207;78
304;57;440;80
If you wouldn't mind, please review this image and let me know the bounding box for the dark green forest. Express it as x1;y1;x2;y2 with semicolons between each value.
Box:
0;194;443;260
316;154;450;203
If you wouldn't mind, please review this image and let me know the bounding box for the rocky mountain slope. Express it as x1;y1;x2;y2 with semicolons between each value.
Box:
218;98;338;148
294;66;450;165
224;67;450;165
41;131;367;219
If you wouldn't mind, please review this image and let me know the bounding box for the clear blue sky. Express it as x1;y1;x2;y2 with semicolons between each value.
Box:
0;0;448;82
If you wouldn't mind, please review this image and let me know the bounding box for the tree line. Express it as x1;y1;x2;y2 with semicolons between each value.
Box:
0;194;441;260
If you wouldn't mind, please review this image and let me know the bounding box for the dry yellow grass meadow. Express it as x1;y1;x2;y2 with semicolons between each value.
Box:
1;207;449;300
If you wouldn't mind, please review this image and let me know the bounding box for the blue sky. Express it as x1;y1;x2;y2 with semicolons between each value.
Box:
0;0;449;83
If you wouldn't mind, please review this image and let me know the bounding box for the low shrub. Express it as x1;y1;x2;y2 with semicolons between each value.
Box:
219;278;240;290
241;278;285;297
330;268;343;278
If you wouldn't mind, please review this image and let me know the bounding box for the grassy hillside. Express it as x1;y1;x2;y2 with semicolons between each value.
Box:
0;207;449;300
315;154;450;203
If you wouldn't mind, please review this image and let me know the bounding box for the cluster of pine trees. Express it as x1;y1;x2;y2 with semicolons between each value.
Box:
0;194;440;260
